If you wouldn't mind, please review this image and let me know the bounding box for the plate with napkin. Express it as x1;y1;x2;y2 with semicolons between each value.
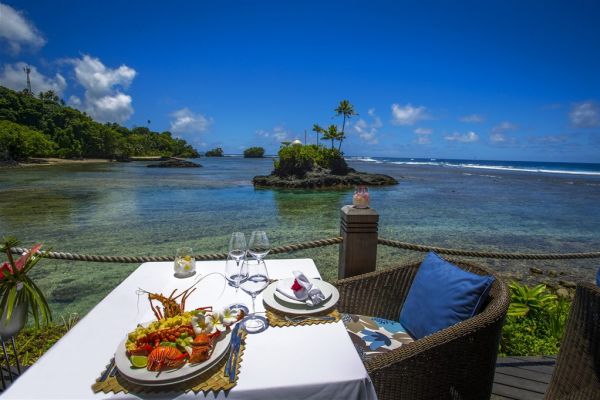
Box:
263;271;339;315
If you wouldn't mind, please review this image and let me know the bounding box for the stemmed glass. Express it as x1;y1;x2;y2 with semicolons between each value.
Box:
228;232;247;266
240;259;270;333
225;255;249;314
248;231;270;262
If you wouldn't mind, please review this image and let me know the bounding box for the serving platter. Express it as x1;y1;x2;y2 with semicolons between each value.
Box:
263;279;339;315
114;323;231;387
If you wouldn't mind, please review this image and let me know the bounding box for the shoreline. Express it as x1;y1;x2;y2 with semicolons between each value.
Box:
2;158;112;168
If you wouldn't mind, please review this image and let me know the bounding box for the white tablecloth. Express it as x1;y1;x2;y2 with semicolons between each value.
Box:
2;259;377;400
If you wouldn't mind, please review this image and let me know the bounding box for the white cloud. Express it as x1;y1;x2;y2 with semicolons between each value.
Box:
444;131;479;143
353;108;381;144
414;127;432;144
170;108;212;134
490;121;517;144
0;62;66;95
72;55;135;97
391;103;428;125
459;114;484;123
0;3;45;54
257;126;290;142
68;55;136;123
570;101;599;128
89;93;134;124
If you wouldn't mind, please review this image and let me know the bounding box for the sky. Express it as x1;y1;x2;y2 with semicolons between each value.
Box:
1;1;599;162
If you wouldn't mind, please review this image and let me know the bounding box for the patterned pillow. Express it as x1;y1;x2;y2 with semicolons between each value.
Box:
342;313;414;361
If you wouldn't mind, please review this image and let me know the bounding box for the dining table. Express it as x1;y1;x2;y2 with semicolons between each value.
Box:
1;258;378;399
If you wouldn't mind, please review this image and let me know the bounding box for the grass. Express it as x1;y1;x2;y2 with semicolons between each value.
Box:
5;314;79;366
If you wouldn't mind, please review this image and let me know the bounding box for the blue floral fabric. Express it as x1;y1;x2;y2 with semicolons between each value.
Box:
342;313;414;360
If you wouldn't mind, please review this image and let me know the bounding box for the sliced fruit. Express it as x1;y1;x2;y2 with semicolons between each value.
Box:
130;355;148;368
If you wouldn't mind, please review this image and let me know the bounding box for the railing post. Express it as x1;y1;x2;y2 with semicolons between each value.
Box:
338;205;379;279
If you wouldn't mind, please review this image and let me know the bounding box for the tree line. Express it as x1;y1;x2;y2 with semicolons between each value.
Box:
0;86;199;161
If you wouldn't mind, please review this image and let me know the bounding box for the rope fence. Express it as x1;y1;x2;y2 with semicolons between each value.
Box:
9;235;600;263
9;237;343;264
377;238;600;260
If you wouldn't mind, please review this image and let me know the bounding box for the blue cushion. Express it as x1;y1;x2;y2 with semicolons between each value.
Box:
596;268;600;287
399;251;495;340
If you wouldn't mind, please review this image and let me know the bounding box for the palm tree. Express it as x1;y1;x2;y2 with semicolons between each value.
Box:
321;125;341;150
312;124;325;146
334;100;357;151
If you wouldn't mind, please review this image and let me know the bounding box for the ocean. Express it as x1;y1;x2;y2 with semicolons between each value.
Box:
1;157;599;318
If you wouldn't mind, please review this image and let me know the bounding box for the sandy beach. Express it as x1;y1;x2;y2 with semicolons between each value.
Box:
2;158;112;168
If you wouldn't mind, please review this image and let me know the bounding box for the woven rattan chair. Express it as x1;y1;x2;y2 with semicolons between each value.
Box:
333;259;510;400
544;282;600;400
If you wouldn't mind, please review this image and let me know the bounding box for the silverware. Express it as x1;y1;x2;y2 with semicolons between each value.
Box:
225;323;241;377
98;359;115;382
229;327;243;383
284;315;336;323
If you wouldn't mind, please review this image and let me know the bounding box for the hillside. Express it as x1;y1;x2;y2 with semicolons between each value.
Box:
0;86;198;161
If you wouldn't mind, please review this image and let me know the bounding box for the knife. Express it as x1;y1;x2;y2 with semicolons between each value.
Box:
98;359;115;382
229;328;243;383
225;323;241;377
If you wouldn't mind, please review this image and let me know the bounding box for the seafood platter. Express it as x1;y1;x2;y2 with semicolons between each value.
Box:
114;286;244;386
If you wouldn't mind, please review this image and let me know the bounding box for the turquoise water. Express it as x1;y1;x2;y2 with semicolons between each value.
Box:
1;157;599;318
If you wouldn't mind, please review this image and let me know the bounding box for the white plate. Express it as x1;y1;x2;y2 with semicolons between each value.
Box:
115;323;231;387
273;278;333;306
263;279;339;315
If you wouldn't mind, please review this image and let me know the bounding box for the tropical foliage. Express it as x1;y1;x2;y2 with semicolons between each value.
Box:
500;281;570;356
243;146;265;158
0;236;52;329
0;86;199;161
334;99;357;151
312;100;357;152
205;147;224;157
273;144;349;177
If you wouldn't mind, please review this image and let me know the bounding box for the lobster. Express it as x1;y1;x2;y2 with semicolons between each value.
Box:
147;346;187;371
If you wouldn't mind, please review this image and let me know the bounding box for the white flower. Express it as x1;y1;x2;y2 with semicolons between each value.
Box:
206;312;226;333
192;314;214;335
222;308;239;326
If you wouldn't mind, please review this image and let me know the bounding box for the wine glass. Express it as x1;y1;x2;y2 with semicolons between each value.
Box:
239;259;269;333
225;255;249;313
225;255;249;288
228;232;247;266
248;231;270;261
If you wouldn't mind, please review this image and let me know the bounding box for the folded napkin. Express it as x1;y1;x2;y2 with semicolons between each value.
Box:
276;271;326;306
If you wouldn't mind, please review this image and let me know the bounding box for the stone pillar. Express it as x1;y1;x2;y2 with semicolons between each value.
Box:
338;205;379;279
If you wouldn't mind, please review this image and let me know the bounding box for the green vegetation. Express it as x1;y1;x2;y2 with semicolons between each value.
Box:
273;144;349;177
0;86;198;161
0;120;56;160
500;281;571;356
334;99;357;151
6;314;79;366
243;146;265;158
205;147;224;157
311;99;357;151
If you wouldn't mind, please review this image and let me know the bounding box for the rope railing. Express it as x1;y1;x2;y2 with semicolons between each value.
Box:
9;235;600;263
9;237;343;264
377;238;600;260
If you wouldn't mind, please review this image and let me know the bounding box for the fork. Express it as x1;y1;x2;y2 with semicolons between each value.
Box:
284;315;336;323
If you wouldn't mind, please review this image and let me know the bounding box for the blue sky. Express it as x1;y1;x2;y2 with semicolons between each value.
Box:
1;1;599;162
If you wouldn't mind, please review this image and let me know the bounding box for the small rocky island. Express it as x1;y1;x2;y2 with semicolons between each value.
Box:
253;144;397;188
147;157;201;168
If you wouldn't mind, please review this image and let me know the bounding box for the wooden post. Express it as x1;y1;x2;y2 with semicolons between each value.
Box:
338;205;379;279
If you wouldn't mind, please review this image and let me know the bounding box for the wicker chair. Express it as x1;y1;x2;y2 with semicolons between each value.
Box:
545;282;600;400
333;259;510;400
